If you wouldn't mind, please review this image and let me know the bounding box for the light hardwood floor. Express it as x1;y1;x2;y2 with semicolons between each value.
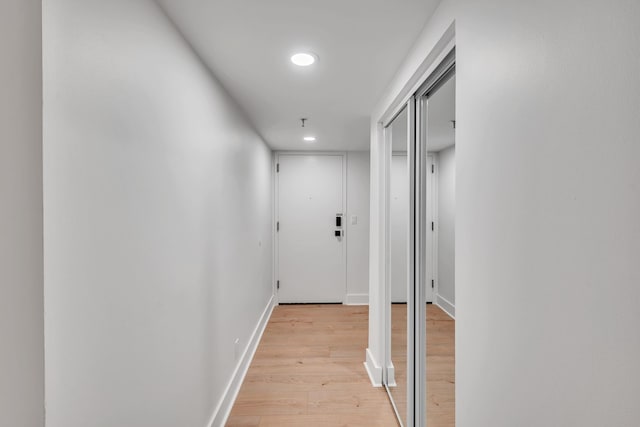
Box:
226;305;397;426
226;304;454;426
425;305;455;426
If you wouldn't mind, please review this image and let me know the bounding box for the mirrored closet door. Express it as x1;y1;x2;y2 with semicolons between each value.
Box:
384;105;411;426
419;67;456;427
383;48;455;427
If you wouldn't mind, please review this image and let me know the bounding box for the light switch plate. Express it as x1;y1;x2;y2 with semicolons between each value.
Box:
351;215;357;225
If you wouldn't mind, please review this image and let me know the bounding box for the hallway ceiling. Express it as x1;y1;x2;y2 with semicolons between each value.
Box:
158;0;441;151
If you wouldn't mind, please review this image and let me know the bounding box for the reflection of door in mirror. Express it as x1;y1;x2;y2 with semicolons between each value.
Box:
391;154;408;303
424;72;456;426
386;106;409;426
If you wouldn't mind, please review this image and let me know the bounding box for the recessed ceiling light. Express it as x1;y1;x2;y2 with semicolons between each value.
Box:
304;136;316;142
291;52;317;67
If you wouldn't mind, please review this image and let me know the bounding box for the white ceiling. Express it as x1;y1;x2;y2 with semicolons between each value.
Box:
158;0;441;151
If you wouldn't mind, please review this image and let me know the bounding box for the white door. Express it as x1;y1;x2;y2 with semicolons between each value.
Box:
277;154;345;303
390;154;409;303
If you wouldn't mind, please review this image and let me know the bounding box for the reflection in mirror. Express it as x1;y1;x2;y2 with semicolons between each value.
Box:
386;106;409;425
424;73;456;426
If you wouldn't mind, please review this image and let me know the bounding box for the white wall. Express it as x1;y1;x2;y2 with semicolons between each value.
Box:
43;1;273;426
370;0;640;425
0;2;44;426
436;146;455;308
346;151;371;303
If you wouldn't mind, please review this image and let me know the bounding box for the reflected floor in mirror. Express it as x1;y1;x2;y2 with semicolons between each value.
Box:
226;304;399;427
390;304;455;426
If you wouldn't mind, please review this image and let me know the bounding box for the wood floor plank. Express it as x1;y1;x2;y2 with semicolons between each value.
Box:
256;413;397;427
225;415;261;427
231;390;307;416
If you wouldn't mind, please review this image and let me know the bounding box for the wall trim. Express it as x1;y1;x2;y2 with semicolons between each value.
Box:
207;295;275;427
344;293;369;305
364;347;383;387
386;361;397;387
274;152;348;304
435;294;455;319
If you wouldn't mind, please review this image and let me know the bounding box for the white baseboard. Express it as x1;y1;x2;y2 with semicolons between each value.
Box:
386;361;396;387
207;295;275;427
364;348;383;387
344;293;368;305
435;294;455;319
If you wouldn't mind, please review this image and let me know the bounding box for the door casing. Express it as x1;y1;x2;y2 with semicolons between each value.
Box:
274;152;348;304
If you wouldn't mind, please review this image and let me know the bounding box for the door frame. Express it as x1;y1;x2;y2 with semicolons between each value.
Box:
273;151;348;305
